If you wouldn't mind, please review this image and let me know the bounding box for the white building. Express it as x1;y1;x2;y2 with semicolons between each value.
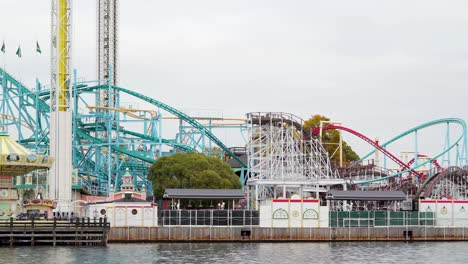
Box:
260;194;329;228
85;170;157;227
419;199;468;227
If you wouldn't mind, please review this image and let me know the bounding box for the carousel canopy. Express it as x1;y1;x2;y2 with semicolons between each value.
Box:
0;132;53;176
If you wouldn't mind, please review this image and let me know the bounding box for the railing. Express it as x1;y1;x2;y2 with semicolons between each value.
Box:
158;210;259;226
329;211;435;227
0;217;110;229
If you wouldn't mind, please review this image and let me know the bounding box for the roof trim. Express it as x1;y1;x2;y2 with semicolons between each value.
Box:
164;188;244;199
326;190;407;201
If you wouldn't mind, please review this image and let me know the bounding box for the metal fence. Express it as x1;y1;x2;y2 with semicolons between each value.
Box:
329;211;435;227
158;210;259;226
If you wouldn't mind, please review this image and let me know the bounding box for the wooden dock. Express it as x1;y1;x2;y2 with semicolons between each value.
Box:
0;218;110;246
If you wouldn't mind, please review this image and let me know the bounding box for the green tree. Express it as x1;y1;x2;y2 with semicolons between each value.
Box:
304;114;360;166
148;152;241;199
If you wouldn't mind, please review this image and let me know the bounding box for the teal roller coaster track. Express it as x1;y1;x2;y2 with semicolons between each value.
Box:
0;68;247;196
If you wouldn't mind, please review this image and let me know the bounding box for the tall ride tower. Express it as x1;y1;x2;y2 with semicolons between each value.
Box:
97;0;118;105
49;0;72;210
97;0;119;195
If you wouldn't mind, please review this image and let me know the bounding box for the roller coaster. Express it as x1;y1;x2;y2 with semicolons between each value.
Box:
311;119;468;200
2;1;468;208
0;67;247;196
3;63;468;202
2;66;468;202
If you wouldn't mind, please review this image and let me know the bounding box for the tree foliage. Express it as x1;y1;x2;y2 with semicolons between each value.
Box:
148;152;241;199
304;114;360;166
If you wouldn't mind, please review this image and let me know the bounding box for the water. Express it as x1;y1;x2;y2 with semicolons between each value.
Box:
1;242;468;264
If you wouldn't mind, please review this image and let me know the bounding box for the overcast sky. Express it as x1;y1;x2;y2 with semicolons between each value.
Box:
1;0;467;162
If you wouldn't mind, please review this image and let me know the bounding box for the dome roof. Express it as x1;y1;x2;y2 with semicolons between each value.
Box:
0;132;53;176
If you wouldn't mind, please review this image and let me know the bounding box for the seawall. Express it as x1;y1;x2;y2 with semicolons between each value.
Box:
108;226;468;242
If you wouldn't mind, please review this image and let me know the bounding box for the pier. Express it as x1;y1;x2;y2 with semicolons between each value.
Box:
0;218;110;246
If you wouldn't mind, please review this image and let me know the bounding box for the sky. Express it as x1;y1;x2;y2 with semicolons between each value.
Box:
1;0;467;163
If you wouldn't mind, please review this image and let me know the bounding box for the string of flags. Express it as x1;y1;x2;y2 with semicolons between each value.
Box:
1;41;42;57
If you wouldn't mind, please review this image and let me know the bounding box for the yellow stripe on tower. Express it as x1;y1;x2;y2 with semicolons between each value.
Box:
58;0;68;112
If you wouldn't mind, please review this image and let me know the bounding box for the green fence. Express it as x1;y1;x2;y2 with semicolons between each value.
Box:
329;211;435;227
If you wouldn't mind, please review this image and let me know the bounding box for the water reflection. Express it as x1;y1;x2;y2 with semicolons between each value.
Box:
0;242;467;263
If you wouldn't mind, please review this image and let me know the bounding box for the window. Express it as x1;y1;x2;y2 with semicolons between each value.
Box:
131;209;138;215
303;209;319;219
7;153;19;162
273;209;288;219
26;154;37;163
100;209;106;215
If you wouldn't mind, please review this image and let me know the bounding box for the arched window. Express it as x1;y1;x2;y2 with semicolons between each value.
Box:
41;156;49;163
303;209;319;219
26;154;37;163
273;209;289;219
7;153;20;162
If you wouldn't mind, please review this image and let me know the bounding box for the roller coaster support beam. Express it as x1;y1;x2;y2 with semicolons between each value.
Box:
443;122;451;167
318;120;343;167
106;64;114;196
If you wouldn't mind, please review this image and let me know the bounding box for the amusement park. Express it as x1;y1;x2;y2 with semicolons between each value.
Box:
1;0;468;245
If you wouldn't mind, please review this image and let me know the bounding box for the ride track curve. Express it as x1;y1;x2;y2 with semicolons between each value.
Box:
311;124;425;180
0;68;244;167
414;166;468;200
359;118;468;164
406;154;441;170
1;68;247;194
311;118;468;185
1;75;191;162
81;84;246;168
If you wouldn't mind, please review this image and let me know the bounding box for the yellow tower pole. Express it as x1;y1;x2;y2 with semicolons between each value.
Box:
58;0;68;111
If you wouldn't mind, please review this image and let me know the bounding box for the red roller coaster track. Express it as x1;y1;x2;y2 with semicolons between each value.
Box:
311;125;426;180
406;154;441;169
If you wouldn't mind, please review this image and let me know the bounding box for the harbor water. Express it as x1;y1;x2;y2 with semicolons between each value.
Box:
1;241;468;263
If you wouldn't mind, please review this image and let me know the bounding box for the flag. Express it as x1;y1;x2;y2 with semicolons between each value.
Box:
1;42;4;53
16;46;21;58
36;41;41;54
